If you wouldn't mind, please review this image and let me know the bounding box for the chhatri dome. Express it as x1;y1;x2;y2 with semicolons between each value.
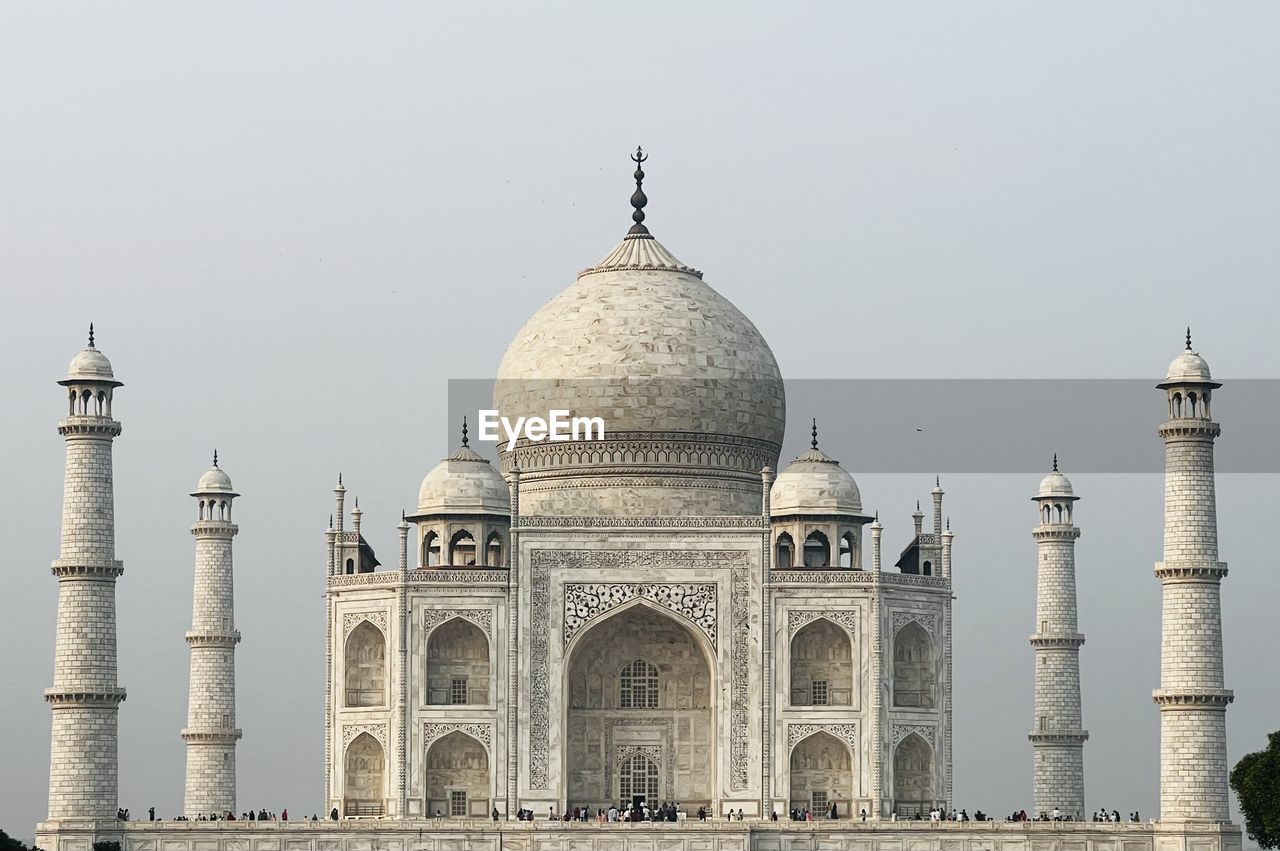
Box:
60;324;122;387
770;420;864;516
493;149;785;516
1160;327;1217;387
1036;454;1076;499
416;419;511;516
194;452;237;495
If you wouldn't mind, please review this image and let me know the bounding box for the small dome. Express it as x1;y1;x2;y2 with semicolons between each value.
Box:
1036;469;1074;499
1164;349;1213;384
60;338;122;388
771;447;863;516
192;458;238;499
417;445;510;515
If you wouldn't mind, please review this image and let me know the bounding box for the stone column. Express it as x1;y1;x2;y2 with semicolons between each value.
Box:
47;331;127;821
1155;340;1232;822
183;458;242;817
1029;462;1086;819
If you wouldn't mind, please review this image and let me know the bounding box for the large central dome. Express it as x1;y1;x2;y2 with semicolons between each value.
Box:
492;154;785;516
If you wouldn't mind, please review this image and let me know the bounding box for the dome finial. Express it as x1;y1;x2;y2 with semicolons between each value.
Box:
1052;452;1058;472
461;416;469;448
811;417;819;450
1186;326;1193;351
87;323;95;348
213;449;219;468
628;146;650;236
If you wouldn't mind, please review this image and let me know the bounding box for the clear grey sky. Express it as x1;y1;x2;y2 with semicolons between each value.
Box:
2;1;1279;843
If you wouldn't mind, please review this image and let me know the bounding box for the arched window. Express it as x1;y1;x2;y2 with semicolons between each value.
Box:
619;659;659;709
426;618;491;705
838;533;854;568
485;531;503;567
776;533;794;569
449;530;476;566
790;618;854;706
345;558;355;575
422;532;440;567
345;621;386;707
922;560;932;576
893;622;935;708
617;753;659;804
803;531;830;568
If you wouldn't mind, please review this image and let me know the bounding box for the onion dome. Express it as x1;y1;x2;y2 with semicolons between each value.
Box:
492;148;785;516
59;324;123;387
415;422;510;516
770;420;864;516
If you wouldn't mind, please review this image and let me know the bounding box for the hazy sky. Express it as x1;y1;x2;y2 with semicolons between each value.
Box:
2;2;1279;843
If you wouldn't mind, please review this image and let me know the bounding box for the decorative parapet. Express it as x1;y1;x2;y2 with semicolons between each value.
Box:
768;570;948;590
326;568;509;590
517;515;768;530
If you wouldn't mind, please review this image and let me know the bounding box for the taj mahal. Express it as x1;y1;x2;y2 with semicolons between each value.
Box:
36;152;1242;851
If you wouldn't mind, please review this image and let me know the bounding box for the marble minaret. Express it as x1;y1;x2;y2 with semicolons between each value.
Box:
182;454;242;816
1029;456;1087;818
1154;332;1232;821
47;326;127;820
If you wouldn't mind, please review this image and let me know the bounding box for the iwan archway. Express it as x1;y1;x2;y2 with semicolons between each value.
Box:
562;601;717;813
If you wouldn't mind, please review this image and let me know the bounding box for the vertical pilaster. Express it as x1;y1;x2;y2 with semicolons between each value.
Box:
1155;340;1232;822
505;464;521;816
47;332;127;822
760;466;774;811
868;516;883;816
941;523;954;811
397;514;410;817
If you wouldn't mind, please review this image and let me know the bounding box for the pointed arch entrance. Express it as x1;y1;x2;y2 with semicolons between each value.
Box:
892;733;934;817
789;731;853;817
343;733;385;816
425;730;490;818
563;601;715;811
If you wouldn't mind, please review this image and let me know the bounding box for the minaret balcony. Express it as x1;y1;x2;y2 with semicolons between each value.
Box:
50;559;124;578
1153;562;1228;581
1152;688;1233;708
180;727;243;743
1027;729;1088;745
44;687;127;706
185;630;242;647
1032;525;1081;541
1029;632;1084;648
57;417;122;437
1157;419;1220;439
